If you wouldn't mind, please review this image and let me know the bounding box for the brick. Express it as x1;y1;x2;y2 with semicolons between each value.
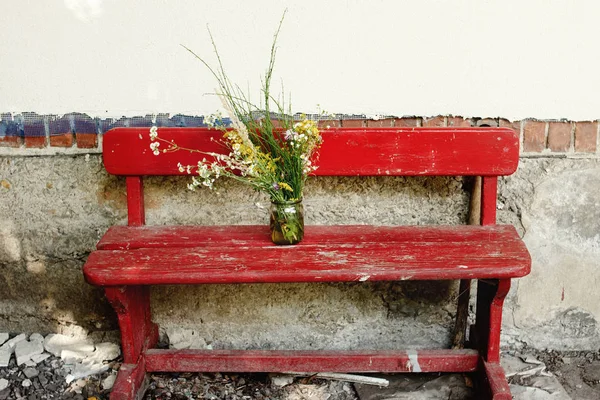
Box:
49;115;74;148
0;119;20;147
50;133;74;147
171;115;205;127
129;115;153;127
109;117;130;129
475;118;498;127
317;119;341;129
341;119;366;128
155;113;174;127
574;121;598;153
268;119;285;129
98;118;113;133
422;116;445;127
0;135;19;147
448;117;473;127
71;113;98;149
72;113;96;133
22;113;46;148
522;120;546;152
499;119;521;134
392;117;420;127
366;118;394;128
75;133;97;148
24;136;46;148
547;122;572;152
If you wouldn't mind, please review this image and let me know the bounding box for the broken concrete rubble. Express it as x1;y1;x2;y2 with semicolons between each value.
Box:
84;342;120;364
65;361;110;384
30;353;50;364
1;333;25;352
165;327;212;350
15;339;44;365
44;333;95;357
101;372;117;391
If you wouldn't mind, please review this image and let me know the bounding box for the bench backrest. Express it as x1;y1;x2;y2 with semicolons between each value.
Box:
102;127;519;226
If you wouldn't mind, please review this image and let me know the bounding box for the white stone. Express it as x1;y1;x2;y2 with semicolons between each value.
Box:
0;348;11;368
270;374;295;387
166;327;208;350
84;342;120;363
44;334;94;357
102;372;117;390
61;349;94;364
29;333;44;342
30;353;51;364
22;379;32;388
0;333;8;346
15;340;44;365
65;361;110;383
67;378;87;394
0;378;8;391
2;333;26;351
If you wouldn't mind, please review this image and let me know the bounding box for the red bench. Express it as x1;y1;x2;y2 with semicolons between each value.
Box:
83;126;530;399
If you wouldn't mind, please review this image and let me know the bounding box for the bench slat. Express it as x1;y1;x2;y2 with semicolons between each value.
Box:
84;225;530;286
102;127;519;176
144;348;480;373
97;224;520;250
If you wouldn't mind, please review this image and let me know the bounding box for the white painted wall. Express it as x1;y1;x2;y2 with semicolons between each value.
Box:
1;0;599;120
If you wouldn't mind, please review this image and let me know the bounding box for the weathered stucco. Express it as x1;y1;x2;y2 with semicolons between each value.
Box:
1;155;599;351
499;159;600;350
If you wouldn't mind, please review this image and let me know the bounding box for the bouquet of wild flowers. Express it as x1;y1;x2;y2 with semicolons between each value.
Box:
149;14;322;244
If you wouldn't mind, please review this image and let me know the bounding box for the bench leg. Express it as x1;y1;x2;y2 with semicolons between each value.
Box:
474;357;512;400
110;358;148;400
105;286;159;363
473;278;510;363
471;278;512;399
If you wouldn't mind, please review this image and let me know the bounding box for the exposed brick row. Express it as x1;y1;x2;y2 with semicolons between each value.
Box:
0;113;598;154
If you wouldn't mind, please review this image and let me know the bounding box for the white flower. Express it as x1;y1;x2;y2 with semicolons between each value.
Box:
284;129;295;141
177;163;185;173
149;126;158;140
150;142;160;155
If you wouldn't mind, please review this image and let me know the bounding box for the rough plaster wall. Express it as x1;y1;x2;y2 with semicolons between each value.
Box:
1;155;599;351
498;159;600;350
0;155;466;348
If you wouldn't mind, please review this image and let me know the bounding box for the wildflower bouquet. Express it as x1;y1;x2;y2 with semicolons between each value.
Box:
149;15;322;244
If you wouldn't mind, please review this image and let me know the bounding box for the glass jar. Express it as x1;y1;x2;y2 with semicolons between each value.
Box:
269;199;304;245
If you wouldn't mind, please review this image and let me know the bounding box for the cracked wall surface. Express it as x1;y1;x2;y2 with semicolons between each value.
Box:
1;155;599;351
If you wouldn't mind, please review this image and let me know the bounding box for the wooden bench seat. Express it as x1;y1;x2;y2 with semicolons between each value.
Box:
85;225;530;286
83;126;530;400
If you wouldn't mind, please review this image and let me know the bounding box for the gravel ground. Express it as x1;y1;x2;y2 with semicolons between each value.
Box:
0;353;120;399
2;331;597;400
144;373;357;400
535;349;600;399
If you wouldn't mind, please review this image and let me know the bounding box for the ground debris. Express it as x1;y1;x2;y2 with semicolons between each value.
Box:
145;372;283;400
0;332;121;400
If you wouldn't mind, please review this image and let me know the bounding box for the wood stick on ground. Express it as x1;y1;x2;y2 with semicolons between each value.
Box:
286;372;389;387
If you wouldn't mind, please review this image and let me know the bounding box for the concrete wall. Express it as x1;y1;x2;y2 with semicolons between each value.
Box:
1;115;599;352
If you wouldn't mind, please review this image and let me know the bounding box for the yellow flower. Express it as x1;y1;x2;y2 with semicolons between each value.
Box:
278;182;293;192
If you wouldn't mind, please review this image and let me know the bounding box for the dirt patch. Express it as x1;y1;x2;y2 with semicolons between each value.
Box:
532;349;600;399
